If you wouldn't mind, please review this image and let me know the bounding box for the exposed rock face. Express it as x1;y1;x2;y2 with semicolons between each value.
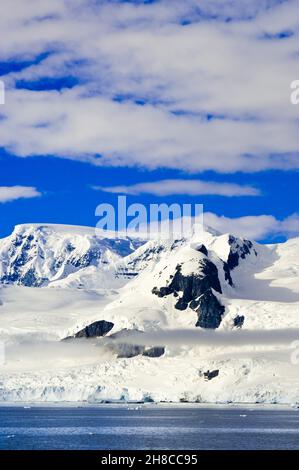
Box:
153;260;221;304
227;235;256;270
152;259;225;329
64;323;165;358
204;369;219;381
142;347;165;358
193;290;225;329
103;329;143;358
223;262;233;286
115;343;144;358
220;236;257;287
114;344;165;359
233;315;245;328
104;329;165;358
108;329;141;358
195;244;208;256
67;320;114;339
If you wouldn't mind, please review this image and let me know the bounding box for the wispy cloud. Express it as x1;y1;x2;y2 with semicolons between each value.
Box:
0;186;41;203
104;327;299;348
94;179;261;197
0;1;298;173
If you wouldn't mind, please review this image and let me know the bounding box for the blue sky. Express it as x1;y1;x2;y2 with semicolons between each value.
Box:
0;0;298;242
1;149;298;242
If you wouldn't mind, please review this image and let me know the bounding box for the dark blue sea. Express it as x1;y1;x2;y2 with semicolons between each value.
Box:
1;405;299;450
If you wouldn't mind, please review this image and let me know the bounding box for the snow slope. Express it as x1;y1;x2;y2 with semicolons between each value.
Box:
0;224;299;404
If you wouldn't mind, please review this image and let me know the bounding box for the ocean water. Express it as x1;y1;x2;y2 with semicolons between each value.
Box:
0;405;299;450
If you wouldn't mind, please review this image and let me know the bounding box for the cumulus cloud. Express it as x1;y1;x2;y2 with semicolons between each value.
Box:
204;211;299;239
0;0;298;173
94;179;260;196
123;211;299;241
0;186;41;203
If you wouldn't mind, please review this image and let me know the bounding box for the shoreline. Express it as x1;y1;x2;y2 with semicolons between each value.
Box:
0;401;298;410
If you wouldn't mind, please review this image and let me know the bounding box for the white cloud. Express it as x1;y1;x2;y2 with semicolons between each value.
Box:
204;211;299;240
1;87;299;173
125;211;299;241
94;178;260;196
279;213;299;236
0;186;41;203
0;0;298;172
182;1;285;20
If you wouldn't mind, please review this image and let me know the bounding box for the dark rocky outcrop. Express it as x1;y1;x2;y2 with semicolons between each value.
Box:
204;369;219;381
221;236;257;288
105;329;165;359
65;320;114;339
195;244;208;256
115;343;144;358
226;236;256;270
193;290;225;329
65;325;165;359
152;259;225;329
223;262;233;286
142;347;165;358
153;260;222;302
233;315;245;328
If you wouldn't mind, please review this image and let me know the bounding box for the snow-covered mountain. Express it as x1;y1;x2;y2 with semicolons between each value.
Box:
0;224;145;288
0;223;299;404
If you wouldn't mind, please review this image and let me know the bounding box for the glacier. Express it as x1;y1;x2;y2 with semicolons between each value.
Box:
0;223;299;404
